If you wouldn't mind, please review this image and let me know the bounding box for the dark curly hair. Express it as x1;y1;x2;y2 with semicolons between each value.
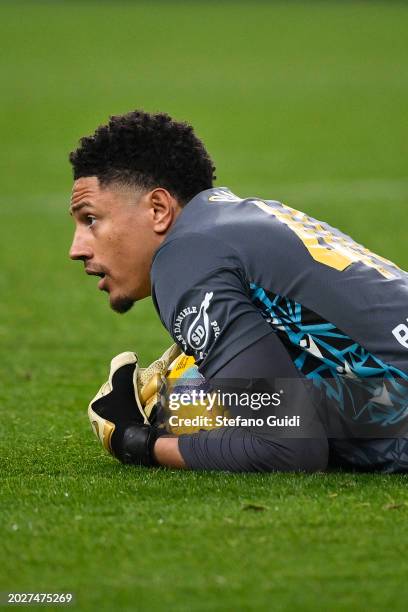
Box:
69;110;216;206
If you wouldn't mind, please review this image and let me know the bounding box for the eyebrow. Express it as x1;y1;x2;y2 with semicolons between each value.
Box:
69;200;94;215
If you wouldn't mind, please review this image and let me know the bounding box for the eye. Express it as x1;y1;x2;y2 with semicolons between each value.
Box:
86;215;97;227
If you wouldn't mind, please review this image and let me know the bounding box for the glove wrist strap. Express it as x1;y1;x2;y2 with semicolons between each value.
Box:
118;424;160;467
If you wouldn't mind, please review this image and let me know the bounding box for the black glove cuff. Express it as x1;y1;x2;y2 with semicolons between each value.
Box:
114;424;160;467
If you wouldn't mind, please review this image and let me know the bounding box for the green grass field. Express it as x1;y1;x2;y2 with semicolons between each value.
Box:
1;1;408;610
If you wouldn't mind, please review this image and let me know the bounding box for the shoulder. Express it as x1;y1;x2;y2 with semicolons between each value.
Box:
151;231;242;288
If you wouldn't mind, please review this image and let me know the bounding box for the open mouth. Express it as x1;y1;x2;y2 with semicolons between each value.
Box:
85;269;106;279
85;269;109;290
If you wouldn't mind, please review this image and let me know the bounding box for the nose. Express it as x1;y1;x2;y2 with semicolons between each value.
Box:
69;230;93;261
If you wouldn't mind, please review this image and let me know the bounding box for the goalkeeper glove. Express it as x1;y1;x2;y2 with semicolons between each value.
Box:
88;345;181;466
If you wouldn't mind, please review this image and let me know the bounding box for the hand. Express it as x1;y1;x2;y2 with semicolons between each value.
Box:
88;346;182;465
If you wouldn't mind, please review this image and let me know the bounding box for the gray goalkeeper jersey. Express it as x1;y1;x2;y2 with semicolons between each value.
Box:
151;187;408;428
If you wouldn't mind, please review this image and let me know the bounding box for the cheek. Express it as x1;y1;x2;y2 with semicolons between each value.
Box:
106;218;152;274
112;234;147;273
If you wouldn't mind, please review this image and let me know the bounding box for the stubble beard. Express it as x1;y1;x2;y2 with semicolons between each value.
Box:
110;294;135;314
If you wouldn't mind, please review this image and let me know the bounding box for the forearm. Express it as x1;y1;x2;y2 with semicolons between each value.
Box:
153;332;329;472
154;427;328;472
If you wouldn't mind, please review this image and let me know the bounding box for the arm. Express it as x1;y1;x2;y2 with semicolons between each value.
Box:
154;436;186;468
153;332;329;472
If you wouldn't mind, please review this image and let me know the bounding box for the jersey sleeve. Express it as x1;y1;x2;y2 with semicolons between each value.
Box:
151;233;273;377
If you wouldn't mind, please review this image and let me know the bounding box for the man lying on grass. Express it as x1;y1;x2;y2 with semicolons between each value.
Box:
68;110;408;473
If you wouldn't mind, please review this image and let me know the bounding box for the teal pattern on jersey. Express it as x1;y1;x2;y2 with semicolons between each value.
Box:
250;283;408;426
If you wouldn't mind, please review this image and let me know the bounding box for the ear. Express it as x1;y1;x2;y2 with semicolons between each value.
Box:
149;188;181;234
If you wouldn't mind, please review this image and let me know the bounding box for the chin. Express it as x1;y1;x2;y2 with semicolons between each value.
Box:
110;294;136;314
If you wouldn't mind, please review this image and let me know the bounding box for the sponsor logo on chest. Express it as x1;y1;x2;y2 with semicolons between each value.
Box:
392;318;408;349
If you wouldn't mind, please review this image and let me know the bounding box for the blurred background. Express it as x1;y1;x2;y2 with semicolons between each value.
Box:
1;1;408;608
2;0;407;374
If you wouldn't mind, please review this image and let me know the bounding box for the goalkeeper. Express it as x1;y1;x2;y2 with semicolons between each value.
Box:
68;110;408;473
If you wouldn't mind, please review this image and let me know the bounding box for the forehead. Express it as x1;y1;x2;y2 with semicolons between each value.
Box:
71;176;104;207
70;177;140;213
